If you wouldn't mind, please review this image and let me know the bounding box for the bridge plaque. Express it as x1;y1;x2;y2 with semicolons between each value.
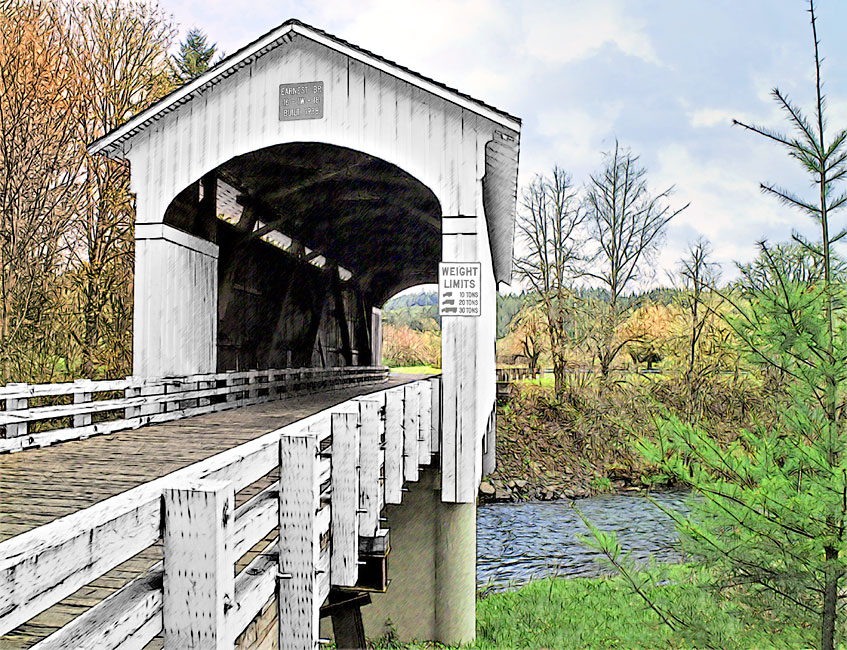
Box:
279;81;324;121
439;262;481;317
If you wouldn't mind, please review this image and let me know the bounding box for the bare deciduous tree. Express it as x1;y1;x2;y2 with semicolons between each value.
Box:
582;141;688;378
0;0;82;381
676;238;721;418
514;167;585;395
67;0;175;377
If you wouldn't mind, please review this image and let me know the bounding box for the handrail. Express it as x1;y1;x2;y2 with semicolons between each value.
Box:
0;376;441;650
0;366;389;453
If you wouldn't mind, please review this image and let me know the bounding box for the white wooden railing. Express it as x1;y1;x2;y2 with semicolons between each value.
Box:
0;376;440;650
0;366;389;453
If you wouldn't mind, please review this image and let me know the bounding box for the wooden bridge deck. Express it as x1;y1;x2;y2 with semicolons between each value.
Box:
0;374;416;649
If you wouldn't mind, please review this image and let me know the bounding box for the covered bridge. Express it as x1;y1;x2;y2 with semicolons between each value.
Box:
1;18;520;650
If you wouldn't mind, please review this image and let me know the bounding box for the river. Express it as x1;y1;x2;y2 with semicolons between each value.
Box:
477;490;691;591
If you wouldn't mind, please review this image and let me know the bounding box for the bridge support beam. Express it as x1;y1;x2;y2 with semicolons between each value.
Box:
435;500;476;644
356;468;476;645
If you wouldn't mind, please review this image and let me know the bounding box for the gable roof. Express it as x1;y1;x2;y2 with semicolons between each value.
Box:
89;19;521;157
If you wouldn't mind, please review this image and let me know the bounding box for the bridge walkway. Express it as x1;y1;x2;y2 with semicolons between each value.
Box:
0;374;416;649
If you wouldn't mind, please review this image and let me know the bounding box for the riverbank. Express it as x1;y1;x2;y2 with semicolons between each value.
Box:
480;375;768;503
372;564;813;649
480;381;653;502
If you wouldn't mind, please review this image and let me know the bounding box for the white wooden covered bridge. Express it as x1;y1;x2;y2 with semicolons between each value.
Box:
0;19;520;650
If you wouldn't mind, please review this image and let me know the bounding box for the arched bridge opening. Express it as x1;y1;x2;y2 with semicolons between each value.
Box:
148;142;442;374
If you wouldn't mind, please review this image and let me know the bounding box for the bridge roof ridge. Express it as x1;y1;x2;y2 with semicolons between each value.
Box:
88;18;522;158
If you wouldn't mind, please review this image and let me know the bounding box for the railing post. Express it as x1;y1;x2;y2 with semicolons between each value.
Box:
403;384;419;483
225;371;236;405
124;377;139;419
418;381;432;467
140;381;166;417
73;379;92;430
384;388;404;505
170;380;182;412
279;430;321;650
198;377;213;407
331;409;360;587
357;398;382;537
5;383;28;438
163;478;235;649
269;370;280;400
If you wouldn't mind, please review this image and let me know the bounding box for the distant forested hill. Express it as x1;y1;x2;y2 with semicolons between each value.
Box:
382;291;531;338
383;287;684;339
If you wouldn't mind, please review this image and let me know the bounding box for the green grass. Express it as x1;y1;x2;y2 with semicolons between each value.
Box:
389;366;442;375
516;373;554;388
373;564;816;649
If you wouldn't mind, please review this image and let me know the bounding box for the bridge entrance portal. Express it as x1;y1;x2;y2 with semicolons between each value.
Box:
88;19;520;647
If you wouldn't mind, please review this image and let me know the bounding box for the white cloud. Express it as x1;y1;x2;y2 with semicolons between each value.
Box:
689;108;738;128
321;0;525;107
324;0;497;58
521;0;660;66
652;143;800;278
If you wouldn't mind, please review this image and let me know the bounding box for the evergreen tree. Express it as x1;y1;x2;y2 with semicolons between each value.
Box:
170;28;218;84
586;3;847;648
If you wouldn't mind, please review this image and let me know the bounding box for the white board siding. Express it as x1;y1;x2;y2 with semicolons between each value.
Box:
134;225;218;377
126;36;513;229
475;200;497;486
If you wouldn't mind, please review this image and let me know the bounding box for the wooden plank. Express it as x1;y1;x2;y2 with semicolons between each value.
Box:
230;538;278;640
163;478;235;649
330;411;359;587
0;495;160;637
383;388;404;505
403;384;419;483
483;403;496;476
30;564;163;650
278;430;320;650
231;484;278;561
356;398;381;537
0;379;131;400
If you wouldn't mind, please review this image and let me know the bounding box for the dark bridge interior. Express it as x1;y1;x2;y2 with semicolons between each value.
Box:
162;142;441;371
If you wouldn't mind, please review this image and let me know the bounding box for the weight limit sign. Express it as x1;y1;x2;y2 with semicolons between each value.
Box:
438;262;481;317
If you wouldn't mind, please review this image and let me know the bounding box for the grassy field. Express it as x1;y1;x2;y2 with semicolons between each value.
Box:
516;373;554;388
389;365;442;375
372;564;814;649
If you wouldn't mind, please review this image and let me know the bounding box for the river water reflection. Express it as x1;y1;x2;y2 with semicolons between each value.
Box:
477;490;691;591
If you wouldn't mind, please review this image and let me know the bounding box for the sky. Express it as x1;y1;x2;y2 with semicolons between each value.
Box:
162;0;847;289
